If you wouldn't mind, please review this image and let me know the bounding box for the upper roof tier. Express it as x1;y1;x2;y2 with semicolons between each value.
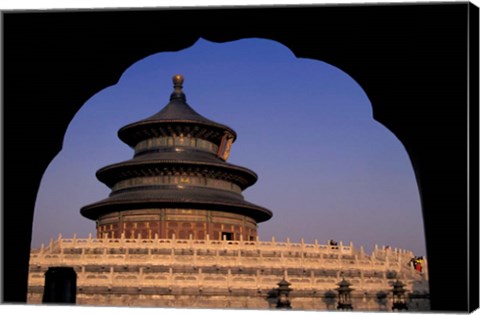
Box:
118;75;237;148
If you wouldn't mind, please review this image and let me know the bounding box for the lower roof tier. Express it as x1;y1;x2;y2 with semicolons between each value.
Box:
80;186;273;223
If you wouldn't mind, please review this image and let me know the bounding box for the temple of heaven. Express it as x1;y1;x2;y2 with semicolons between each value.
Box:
29;75;429;310
80;75;273;241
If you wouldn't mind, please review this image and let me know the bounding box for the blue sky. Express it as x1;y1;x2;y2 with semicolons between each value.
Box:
32;38;426;256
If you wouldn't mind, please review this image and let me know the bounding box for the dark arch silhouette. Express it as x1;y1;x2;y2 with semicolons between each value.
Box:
3;4;478;311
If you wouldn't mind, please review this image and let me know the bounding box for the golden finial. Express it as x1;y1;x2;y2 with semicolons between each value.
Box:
173;74;184;86
170;74;186;101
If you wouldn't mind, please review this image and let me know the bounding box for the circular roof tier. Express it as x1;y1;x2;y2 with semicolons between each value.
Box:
80;187;273;223
118;75;237;148
95;152;258;190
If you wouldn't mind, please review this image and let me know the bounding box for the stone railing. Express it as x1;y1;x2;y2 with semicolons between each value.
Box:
30;234;426;279
28;234;429;310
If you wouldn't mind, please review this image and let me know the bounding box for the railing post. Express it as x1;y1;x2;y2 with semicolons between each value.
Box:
49;237;54;252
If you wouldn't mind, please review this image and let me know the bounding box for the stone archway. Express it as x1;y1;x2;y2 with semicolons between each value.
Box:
3;4;476;311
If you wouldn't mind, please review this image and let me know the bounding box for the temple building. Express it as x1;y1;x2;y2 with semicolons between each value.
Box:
81;74;272;242
27;75;430;311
